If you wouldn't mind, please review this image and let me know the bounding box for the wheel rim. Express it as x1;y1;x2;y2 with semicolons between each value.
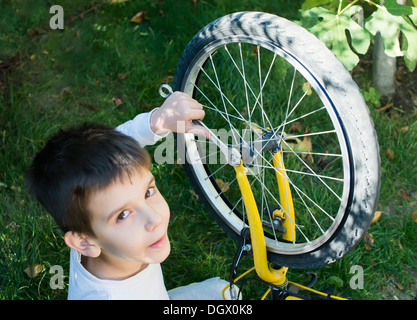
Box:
179;37;352;255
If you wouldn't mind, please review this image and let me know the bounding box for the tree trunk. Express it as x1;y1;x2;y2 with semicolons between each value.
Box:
372;0;406;96
372;32;397;96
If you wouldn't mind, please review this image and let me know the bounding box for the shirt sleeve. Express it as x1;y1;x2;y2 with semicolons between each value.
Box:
115;109;169;147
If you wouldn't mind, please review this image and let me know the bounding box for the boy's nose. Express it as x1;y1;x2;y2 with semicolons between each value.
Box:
144;208;163;232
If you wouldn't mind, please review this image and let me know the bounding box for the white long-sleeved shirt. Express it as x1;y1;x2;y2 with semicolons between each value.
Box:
115;109;168;147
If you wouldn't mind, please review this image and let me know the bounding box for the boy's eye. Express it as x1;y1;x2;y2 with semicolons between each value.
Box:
117;210;131;222
145;187;155;199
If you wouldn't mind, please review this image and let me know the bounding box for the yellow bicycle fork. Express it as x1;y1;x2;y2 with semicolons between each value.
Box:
230;152;346;300
233;151;295;286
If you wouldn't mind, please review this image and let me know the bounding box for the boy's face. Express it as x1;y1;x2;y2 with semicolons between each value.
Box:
86;168;171;267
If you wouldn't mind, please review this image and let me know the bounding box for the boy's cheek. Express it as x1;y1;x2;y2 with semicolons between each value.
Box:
158;195;170;220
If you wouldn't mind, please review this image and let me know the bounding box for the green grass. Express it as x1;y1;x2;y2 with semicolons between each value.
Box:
1;0;417;300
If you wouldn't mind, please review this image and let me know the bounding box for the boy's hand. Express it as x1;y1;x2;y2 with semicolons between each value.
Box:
150;91;210;138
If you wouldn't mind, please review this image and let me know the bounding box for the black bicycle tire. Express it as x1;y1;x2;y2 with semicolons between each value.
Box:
173;12;381;268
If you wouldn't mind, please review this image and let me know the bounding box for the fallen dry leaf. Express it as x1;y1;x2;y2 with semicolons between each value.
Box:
131;11;146;23
215;179;230;193
411;210;417;223
78;101;100;111
364;233;374;250
397;189;410;201
284;128;313;162
302;82;312;95
371;210;382;224
299;136;313;154
24;264;45;278
289;121;303;132
111;97;123;106
297;137;313;163
396;126;409;134
283;135;313;158
385;147;394;160
189;189;199;200
161;75;174;83
396;282;404;291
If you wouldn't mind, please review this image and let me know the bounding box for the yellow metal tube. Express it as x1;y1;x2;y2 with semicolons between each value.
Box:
272;152;296;242
234;161;287;285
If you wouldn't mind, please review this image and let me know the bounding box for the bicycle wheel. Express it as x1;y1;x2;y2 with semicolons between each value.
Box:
173;12;380;268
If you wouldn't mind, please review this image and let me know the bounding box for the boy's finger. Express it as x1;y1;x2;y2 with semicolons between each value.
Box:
185;124;210;139
190;102;203;110
187;108;205;121
182;98;203;110
176;93;202;109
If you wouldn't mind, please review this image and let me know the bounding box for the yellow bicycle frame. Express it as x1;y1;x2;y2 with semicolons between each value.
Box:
233;151;295;286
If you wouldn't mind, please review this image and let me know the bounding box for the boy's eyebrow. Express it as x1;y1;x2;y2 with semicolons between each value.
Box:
106;174;156;222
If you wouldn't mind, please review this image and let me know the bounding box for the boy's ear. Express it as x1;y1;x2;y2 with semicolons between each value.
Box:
64;231;101;258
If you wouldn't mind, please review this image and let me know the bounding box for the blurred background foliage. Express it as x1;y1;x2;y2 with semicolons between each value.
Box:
1;0;416;300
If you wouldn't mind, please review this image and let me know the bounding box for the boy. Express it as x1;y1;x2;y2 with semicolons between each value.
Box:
26;92;228;299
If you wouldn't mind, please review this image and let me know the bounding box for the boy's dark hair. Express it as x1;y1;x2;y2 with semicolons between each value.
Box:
25;123;151;237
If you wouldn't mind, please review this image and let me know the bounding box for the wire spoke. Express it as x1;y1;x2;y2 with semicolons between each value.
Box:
284;130;337;141
280;139;342;201
273;106;327;133
249;162;344;182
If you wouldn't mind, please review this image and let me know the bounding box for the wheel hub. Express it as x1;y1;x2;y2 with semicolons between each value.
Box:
261;129;282;153
241;129;283;164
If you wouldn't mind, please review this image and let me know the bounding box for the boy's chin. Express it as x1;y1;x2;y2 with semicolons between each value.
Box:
160;242;171;263
152;240;171;264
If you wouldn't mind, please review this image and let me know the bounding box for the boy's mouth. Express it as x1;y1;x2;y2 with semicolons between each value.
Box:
149;233;167;249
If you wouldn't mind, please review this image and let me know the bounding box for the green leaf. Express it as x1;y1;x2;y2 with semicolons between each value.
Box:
300;6;371;70
383;0;413;16
361;87;382;107
410;5;417;24
301;0;341;10
365;5;417;71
